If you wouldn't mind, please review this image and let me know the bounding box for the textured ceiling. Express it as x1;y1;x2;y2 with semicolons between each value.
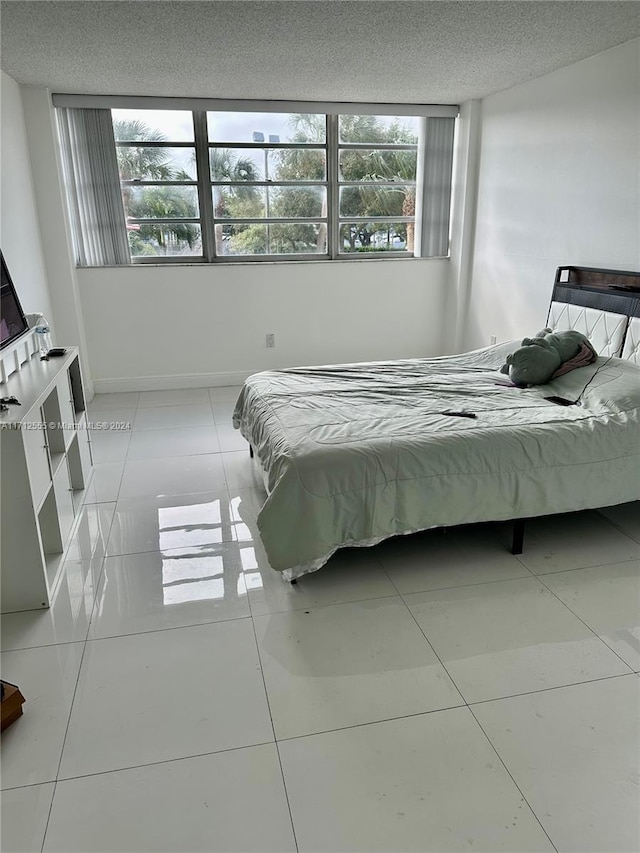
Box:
1;1;639;104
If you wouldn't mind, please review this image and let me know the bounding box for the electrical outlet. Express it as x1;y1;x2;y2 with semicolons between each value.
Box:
490;335;497;345
266;333;275;348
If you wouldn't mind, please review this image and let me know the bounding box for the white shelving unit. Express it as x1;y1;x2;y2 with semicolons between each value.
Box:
1;345;93;612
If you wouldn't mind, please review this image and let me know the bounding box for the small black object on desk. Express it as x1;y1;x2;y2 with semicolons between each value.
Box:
0;396;21;412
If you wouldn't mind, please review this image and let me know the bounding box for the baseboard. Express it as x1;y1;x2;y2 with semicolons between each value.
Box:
93;370;253;394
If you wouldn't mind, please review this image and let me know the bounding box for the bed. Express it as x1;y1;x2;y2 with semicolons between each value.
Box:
232;266;640;581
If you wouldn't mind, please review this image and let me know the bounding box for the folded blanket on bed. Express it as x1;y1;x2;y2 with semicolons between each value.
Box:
551;340;597;378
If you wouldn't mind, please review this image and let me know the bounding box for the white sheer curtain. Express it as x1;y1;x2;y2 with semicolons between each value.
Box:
57;108;131;266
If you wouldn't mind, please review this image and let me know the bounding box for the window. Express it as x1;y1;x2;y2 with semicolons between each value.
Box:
206;111;328;257
55;98;457;265
338;115;418;254
113;110;201;259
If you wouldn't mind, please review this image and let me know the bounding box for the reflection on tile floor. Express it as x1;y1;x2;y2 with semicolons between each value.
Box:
2;387;638;852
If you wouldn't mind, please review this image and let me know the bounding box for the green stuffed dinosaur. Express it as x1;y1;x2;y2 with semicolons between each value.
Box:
500;328;593;387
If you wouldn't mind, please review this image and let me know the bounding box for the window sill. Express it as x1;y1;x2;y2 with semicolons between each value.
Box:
77;255;450;270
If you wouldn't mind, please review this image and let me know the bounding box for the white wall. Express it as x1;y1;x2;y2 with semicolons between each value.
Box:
0;72;53;322
464;38;640;350
78;259;448;391
13;85;448;392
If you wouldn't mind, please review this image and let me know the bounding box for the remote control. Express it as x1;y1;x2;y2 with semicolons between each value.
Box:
544;396;576;406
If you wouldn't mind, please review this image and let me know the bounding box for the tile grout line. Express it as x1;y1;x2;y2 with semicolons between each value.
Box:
594;509;640;546
251;590;402;619
264;669;640;745
380;541;632;853
88;396;238;638
37;392;214;850
511;510;640;577
380;546;637;690
86;388;136;500
533;572;637;673
394;569;635;702
379;559;637;743
379;555;560;849
1;779;58;794
101;390;225;464
376;553;470;709
6;670;637;794
38;410;134;852
26;397;249;841
247;603;301;853
116;482;231;503
466;670;639;707
39;634;90;853
38;738;277;786
85;613;253;644
271;702;467;745
210;389;243;456
4;410;126;850
100;537;237;562
467;703;559;853
377;566;538;596
514;552;639;578
43;506;120;838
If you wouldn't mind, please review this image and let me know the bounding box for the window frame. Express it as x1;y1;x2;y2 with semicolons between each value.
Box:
54;95;458;265
207;125;331;261
113;115;203;261
336;137;418;258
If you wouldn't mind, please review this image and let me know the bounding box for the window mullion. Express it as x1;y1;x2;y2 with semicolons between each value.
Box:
121;181;198;187
338;143;418;151
192;110;216;262
327;114;339;259
115;141;195;148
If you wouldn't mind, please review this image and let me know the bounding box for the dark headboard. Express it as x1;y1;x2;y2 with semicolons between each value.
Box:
548;266;640;357
551;265;640;319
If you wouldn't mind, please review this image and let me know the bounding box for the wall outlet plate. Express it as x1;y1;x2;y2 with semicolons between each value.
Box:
266;333;275;348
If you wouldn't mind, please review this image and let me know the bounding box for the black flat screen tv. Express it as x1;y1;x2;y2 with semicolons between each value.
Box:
0;252;29;350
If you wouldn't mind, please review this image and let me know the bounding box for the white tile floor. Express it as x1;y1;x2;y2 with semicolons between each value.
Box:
2;386;639;853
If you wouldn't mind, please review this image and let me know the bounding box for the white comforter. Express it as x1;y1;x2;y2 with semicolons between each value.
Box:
233;343;640;579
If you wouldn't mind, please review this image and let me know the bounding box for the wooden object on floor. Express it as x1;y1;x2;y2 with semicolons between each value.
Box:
1;680;26;731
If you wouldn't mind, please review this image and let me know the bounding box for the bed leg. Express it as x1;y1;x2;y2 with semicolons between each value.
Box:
511;518;525;555
249;445;254;458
